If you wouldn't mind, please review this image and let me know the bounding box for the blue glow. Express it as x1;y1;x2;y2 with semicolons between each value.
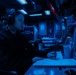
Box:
34;26;38;41
29;14;42;16
17;0;28;5
56;24;60;30
45;10;50;15
18;9;28;15
62;22;65;30
50;70;54;75
64;17;68;19
33;69;46;75
39;22;47;35
62;25;65;30
34;26;38;34
40;24;45;30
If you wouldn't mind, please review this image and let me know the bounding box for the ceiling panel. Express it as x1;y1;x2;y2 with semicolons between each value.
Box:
0;0;76;21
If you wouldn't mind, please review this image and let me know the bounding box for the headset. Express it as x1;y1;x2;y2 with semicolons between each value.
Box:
0;8;25;27
7;9;24;25
7;14;15;25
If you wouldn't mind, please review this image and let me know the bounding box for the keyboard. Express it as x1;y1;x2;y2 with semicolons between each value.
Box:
33;59;76;67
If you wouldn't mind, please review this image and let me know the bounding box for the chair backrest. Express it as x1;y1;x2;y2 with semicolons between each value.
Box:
63;45;72;58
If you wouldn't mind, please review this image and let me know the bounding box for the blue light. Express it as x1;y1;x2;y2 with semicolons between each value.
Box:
17;0;28;5
39;22;47;35
34;26;38;34
64;17;68;19
18;9;28;15
33;69;46;75
50;70;54;75
62;25;65;30
29;14;42;16
40;24;45;30
45;10;50;15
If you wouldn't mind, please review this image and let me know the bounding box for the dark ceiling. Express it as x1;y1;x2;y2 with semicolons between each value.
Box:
0;0;76;23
